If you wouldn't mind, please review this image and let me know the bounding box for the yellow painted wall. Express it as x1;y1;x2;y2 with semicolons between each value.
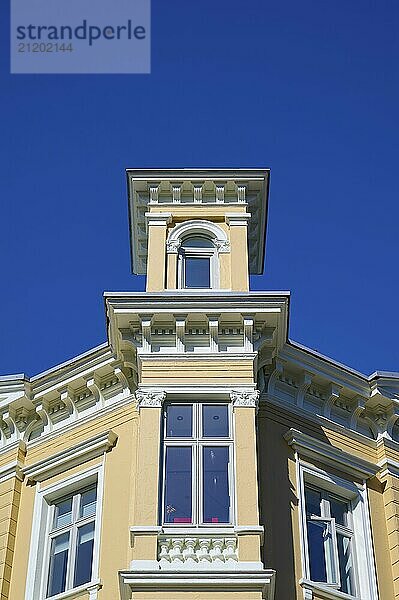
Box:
258;401;397;599
140;358;254;386
147;205;250;292
8;401;139;600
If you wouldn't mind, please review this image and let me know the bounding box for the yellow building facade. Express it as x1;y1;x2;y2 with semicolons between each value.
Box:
1;168;398;600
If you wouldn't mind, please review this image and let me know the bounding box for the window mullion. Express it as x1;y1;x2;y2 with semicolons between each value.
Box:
194;441;199;526
66;494;79;590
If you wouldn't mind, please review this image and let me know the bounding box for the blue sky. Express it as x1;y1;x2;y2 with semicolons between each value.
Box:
1;0;398;377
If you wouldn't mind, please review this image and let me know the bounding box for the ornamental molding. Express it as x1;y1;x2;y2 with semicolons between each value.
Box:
213;239;231;253
225;212;251;226
230;390;260;409
22;430;117;485
0;458;25;483
166;239;181;254
120;570;276;598
135;390;166;409
284;428;379;480
145;212;172;227
158;535;238;569
166;220;230;254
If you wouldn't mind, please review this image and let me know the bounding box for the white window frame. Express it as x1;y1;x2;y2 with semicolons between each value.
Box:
25;464;103;600
161;402;235;528
297;461;378;600
178;240;219;289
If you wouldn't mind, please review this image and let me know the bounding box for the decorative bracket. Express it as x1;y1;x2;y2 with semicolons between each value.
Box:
323;384;342;419
267;359;284;397
206;314;220;353
349;396;367;429
243;315;254;352
139;315;153;353
59;386;77;420
174;315;187;353
296;372;313;408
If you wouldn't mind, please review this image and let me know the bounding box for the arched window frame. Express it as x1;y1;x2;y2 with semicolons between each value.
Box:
166;221;230;290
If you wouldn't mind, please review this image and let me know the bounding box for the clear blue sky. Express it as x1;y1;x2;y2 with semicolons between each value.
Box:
1;1;398;377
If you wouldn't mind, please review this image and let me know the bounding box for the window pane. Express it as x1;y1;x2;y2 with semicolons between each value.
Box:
305;487;321;517
165;405;192;437
164;447;192;524
47;532;70;597
306;520;328;583
203;405;229;437
53;497;73;529
203;446;230;523
74;522;95;587
337;533;354;595
329;495;349;527
182;237;214;248
185;257;210;288
80;487;97;519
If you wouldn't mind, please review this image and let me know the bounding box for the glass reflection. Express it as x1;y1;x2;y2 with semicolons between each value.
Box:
203;446;230;523
165;405;192;437
203;405;228;437
164;447;192;523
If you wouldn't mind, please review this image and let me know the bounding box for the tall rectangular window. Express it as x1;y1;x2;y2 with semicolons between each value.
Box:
46;486;97;598
304;484;355;595
162;403;233;526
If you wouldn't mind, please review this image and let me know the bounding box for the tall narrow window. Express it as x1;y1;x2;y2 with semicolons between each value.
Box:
304;484;355;595
178;237;217;289
46;486;97;598
162;403;233;525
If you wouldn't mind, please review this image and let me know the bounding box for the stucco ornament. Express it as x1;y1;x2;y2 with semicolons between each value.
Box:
214;239;231;253
166;239;181;254
135;390;166;409
230;390;260;408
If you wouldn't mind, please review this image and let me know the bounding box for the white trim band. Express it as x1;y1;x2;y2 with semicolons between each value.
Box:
22;430;117;484
284;428;379;480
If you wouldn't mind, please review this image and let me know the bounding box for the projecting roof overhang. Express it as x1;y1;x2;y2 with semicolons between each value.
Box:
126;168;270;276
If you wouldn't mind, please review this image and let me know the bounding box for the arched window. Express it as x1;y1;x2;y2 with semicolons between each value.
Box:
167;220;230;290
179;236;217;289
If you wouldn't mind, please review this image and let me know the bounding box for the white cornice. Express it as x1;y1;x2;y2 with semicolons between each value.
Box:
377;456;399;479
261;394;378;450
0;459;25;483
22;430;117;485
138;352;257;361
127;169;269;276
119;569;276;599
284;428;379;480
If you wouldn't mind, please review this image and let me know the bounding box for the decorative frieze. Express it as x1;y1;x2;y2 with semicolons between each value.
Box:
0;357;135;451
263;356;399;442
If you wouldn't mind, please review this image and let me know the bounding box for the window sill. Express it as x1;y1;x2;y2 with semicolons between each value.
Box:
46;580;101;600
300;579;360;600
